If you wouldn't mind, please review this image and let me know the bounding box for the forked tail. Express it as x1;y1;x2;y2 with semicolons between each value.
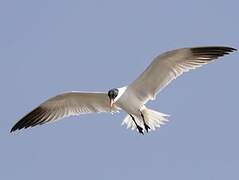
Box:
121;108;170;132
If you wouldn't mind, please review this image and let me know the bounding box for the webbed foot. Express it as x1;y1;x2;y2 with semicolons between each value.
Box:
144;123;150;133
136;125;144;135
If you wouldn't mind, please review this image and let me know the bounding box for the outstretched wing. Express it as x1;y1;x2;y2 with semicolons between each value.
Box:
127;46;236;104
11;91;115;132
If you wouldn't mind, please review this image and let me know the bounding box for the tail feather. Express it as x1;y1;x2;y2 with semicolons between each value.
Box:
121;108;169;132
122;115;136;130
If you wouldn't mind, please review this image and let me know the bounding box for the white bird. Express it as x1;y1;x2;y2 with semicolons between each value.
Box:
11;46;236;134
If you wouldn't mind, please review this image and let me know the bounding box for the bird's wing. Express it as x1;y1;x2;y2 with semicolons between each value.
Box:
11;91;115;132
127;46;236;104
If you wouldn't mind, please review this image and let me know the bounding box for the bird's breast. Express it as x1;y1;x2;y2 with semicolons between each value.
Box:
115;89;143;115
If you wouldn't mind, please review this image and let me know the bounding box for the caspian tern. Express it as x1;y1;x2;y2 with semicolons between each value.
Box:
11;46;236;134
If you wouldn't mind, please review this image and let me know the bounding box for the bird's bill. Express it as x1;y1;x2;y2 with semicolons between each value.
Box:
110;99;114;108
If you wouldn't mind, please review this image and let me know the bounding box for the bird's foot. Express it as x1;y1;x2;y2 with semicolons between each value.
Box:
136;125;144;135
144;123;151;133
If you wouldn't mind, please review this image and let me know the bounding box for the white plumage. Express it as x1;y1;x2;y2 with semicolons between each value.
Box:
11;46;236;134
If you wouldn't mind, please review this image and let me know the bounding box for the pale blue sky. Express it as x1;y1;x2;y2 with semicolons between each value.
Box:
1;0;238;179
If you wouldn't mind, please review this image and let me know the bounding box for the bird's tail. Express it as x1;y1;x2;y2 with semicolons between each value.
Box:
121;108;169;132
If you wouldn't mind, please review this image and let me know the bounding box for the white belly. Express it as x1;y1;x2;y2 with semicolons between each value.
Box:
115;87;144;116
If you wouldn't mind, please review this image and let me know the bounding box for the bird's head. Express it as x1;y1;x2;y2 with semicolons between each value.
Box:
107;88;119;108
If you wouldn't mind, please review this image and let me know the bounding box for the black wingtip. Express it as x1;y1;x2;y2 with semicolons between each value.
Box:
10;128;15;133
10;122;19;133
10;106;46;133
191;46;237;53
190;46;237;59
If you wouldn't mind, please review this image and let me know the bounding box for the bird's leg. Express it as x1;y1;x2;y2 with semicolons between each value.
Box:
140;111;150;133
130;114;144;135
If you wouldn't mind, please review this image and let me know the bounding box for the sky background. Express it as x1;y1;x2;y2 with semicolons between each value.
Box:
1;0;238;179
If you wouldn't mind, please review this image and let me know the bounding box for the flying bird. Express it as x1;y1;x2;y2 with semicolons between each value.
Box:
11;46;237;134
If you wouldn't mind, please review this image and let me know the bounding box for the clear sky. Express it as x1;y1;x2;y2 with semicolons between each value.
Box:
1;0;238;179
